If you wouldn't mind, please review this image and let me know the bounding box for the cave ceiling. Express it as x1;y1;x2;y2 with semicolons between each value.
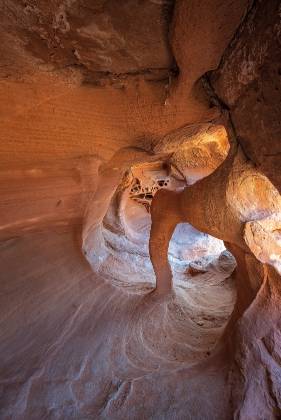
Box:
1;1;281;419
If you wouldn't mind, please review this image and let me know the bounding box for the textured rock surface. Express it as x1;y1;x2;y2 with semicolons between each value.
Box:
212;0;281;191
0;157;100;240
0;228;236;419
149;127;281;417
1;0;281;419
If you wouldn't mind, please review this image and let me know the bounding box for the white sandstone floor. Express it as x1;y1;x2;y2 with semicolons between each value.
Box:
0;227;236;419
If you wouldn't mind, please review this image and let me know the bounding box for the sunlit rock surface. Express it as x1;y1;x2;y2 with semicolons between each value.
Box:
1;1;281;419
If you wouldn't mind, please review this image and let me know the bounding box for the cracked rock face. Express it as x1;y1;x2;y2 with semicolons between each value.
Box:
212;0;281;192
1;1;281;419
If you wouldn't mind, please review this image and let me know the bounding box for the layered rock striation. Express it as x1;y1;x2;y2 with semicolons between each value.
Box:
1;1;281;419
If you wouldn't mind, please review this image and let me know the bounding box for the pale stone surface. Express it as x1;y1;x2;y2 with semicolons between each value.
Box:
0;228;235;419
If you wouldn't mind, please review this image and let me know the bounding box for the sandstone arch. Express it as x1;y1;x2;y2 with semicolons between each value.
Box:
1;0;281;418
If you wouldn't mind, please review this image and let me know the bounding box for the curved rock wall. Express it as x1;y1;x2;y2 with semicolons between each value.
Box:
1;0;281;419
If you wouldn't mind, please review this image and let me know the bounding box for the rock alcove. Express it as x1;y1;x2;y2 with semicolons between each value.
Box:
1;1;281;419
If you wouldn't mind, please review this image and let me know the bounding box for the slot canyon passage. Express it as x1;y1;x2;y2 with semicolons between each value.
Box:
1;0;281;418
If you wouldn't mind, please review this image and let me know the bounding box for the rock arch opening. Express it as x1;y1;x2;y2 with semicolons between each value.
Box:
1;1;281;418
82;128;238;364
